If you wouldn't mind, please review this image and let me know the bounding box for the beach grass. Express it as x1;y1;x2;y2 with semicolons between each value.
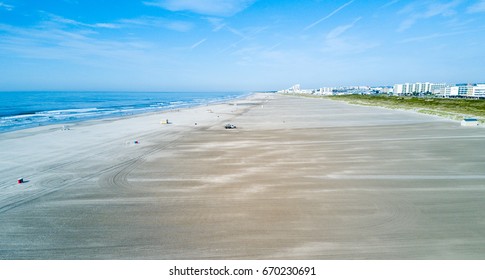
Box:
325;94;485;122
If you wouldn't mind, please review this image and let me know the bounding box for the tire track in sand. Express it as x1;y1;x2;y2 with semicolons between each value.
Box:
0;128;189;215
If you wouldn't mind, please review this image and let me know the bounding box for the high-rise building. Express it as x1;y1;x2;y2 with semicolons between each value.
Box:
440;84;473;97
430;83;447;94
442;86;459;97
393;84;404;95
394;82;433;95
455;84;474;96
472;84;485;98
291;84;301;93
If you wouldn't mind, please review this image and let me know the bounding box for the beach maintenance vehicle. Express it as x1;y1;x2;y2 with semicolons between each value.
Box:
225;124;237;129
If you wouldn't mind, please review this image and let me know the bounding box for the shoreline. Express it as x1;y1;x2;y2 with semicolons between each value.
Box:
0;92;262;138
2;93;485;259
0;91;253;135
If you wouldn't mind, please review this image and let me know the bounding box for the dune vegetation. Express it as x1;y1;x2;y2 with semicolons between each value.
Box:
326;95;485;122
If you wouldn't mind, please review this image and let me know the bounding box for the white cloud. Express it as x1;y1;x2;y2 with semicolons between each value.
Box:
397;0;461;32
118;16;193;32
94;23;120;29
322;17;378;54
144;0;256;16
467;0;485;13
0;23;135;60
304;0;354;31
326;17;362;40
0;2;13;11
423;1;460;17
399;28;485;43
43;13;192;33
206;17;226;31
380;0;400;9
190;38;207;49
44;13;121;29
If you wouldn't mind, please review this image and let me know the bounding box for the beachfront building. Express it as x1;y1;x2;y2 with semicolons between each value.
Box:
430;83;447;94
393;84;404;95
393;83;412;95
472;84;485;98
457;83;474;96
441;86;459;97
277;84;318;94
279;85;372;95
440;84;474;98
277;84;302;94
316;87;333;95
394;82;434;95
412;82;432;94
381;87;393;94
290;84;301;93
330;86;370;95
278;82;485;98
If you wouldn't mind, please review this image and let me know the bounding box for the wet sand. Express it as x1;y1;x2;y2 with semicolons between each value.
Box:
1;94;485;259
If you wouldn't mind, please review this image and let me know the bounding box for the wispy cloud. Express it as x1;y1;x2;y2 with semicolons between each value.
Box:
467;0;485;13
225;25;249;39
94;23;119;29
399;27;485;43
206;17;267;40
326;17;362;39
41;13;121;29
190;38;207;49
229;44;306;69
380;0;400;9
321;17;378;54
1;27;116;57
304;0;354;31
206;17;226;31
144;0;257;17
118;16;193;32
397;0;461;32
41;13;192;32
217;24;269;55
0;2;14;11
0;20;167;71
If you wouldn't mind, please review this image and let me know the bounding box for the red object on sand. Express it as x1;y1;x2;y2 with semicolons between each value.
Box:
18;178;23;184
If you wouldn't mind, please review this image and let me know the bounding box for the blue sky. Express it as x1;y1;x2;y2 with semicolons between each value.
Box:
0;0;484;91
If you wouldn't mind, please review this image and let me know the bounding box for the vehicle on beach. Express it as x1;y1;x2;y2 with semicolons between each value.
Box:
461;118;479;126
225;124;237;129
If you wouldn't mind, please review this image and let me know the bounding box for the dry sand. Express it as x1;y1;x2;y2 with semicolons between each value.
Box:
1;94;485;259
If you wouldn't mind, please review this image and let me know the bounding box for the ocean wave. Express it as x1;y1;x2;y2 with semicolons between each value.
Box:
0;91;247;133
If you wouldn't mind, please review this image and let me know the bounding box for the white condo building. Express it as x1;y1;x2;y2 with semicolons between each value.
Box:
472;84;485;98
317;87;333;95
394;82;446;95
430;83;447;94
278;82;485;98
440;84;474;97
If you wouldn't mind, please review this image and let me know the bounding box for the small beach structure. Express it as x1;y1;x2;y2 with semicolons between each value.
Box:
17;178;24;184
461;118;479;127
160;119;169;124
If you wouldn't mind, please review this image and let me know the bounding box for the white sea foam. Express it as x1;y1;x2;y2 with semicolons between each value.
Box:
0;91;249;133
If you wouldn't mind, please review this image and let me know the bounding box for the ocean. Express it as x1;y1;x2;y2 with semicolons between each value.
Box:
0;91;247;133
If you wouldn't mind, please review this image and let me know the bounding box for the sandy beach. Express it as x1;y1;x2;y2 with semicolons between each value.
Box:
1;93;485;259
